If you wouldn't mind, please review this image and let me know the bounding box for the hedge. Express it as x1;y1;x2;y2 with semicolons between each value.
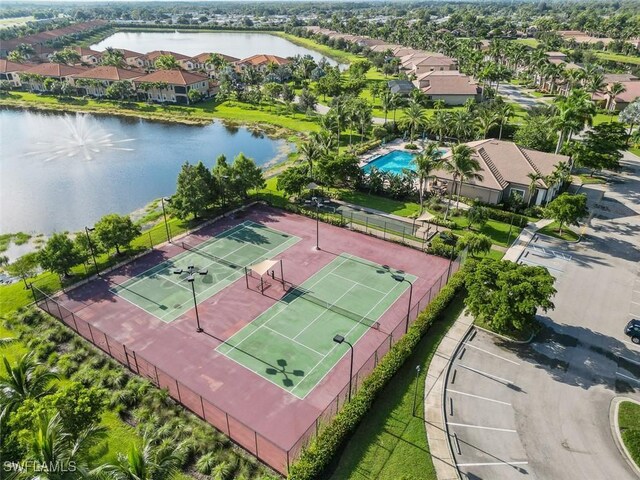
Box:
481;207;529;228
287;265;468;480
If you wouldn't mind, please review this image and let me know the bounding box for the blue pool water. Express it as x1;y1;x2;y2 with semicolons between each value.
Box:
362;150;417;175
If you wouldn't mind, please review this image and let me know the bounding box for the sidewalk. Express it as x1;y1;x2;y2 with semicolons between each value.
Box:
424;312;474;480
502;218;553;262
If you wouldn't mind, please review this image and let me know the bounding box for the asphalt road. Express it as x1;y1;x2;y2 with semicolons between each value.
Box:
445;153;640;479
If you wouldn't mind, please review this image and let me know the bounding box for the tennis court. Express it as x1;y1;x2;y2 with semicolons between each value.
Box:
110;221;300;322
217;253;416;398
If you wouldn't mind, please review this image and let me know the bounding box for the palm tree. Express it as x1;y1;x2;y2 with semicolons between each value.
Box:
298;138;322;179
443;144;483;218
412;142;444;210
526;172;544;206
495;102;513;140
585;72;606;97
606;82;626;112
476;108;500;139
0;352;59;422
401;101;426;142
451;110;477;142
380;90;392;124
97;433;184;480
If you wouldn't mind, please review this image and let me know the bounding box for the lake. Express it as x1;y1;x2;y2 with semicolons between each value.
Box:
91;31;340;66
0;109;293;234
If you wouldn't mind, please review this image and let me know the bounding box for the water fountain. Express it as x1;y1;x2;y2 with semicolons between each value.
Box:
25;112;135;162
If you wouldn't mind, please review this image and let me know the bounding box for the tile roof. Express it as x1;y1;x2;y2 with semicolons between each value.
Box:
70;46;102;57
133;69;209;85
0;59;30;73
433;140;569;191
22;63;88;77
146;50;190;61
415;71;479;95
71;66;144;81
238;54;291;66
115;49;144;59
190;52;240;64
612;81;640;104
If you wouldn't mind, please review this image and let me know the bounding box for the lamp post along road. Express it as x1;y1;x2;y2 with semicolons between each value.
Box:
174;266;208;332
85;226;99;277
393;274;414;333
161;197;172;243
333;334;354;402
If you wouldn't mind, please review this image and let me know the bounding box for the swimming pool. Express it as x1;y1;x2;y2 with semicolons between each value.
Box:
362;150;417;175
363;148;448;175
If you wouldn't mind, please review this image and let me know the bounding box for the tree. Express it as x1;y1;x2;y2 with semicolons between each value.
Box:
316;154;361;188
102;47;125;67
475;107;499;139
606;82;626;112
277;165;308;198
459;232;492;257
619;99;640;137
105;80;134;101
231;153;265;199
527;172;544;206
298;88;317;113
401;101;426;142
298;137;322;179
96;433;184;480
155;54;180;70
38;233;81;277
571;122;627;174
94;213;141;256
187;88;202;104
0;352;59;423
514;115;558;153
545;193;588;235
466;205;489;230
443;144;483;218
171;161;214;220
5;252;38;289
412;142;443;210
465;259;556;335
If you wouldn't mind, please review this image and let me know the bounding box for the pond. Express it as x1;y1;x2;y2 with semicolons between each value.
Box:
91;31;341;66
0;109;294;234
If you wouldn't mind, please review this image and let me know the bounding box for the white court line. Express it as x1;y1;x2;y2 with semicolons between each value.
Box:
463;343;520;365
329;271;388;295
447;389;512;406
448;422;517;433
262;325;325;357
457;461;528;467
458;364;515;385
617;372;640;384
292;283;358;341
290;276;406;397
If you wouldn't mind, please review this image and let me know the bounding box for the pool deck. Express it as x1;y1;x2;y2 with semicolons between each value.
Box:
358;139;408;167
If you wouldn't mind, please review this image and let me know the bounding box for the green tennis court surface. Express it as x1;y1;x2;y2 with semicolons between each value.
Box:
216;253;416;398
110;221;300;322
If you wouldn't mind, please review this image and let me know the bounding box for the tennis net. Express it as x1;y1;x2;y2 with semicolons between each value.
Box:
286;285;379;329
181;241;241;270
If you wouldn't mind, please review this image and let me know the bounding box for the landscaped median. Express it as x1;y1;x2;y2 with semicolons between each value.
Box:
618;400;640;469
288;265;469;480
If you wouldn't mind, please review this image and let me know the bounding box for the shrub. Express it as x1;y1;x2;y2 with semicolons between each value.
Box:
404;143;418;150
288;267;468;480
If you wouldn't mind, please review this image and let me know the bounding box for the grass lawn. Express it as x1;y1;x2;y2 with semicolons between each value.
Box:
326;293;466;480
619;401;640;468
577;173;607;185
513;38;540;48
0;91;318;134
594;51;640;66
335;190;422;217
538;221;580;242
273;32;360;65
630;147;640;157
450;215;522;247
593;112;620;126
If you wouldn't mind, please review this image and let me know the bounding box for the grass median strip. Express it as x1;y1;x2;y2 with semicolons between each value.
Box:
619;401;640;468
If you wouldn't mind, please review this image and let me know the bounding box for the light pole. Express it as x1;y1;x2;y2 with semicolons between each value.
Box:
306;182;321;250
174;266;208;332
393;274;414;333
161;197;172;243
84;226;99;277
412;365;421;416
333;334;354;403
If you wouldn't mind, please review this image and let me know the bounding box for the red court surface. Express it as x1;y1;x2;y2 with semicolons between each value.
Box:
43;205;451;473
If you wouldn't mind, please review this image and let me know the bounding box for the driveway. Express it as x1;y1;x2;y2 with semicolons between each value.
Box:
497;84;548;110
444;152;640;479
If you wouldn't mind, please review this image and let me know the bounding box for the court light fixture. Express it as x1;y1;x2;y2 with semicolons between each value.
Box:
333;334;354;402
393;274;414;334
174;268;203;332
161;197;172;243
84;226;100;277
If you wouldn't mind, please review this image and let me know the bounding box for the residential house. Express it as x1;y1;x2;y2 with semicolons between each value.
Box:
400;52;457;76
18;63;88;91
116;49;145;67
70;66;143;97
413;71;481;105
0;59;29;87
546;51;568;64
133;69;210;104
70;46;103;65
431;139;569;205
145;50;190;69
179;52;240;74
604;81;640;111
236;54;291;72
388;79;415;95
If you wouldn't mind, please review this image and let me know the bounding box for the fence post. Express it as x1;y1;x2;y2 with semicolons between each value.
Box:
154;364;160;385
131;350;140;374
226;413;231;435
123;345;132;371
255;431;259;457
200;396;206;419
402;227;406;243
104;333;112;355
176;380;182;403
70;313;79;332
383;221;386;240
148;231;153;249
365;217;369;233
87;323;96;344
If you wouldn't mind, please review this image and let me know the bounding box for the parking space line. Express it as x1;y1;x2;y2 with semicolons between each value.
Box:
447;389;511;406
464;343;520;365
457;461;528;467
617;372;640;384
458;364;515;385
619;355;640;366
448;422;517;433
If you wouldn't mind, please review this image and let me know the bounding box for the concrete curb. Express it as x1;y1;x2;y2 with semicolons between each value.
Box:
473;324;536;345
423;312;474;480
610;397;640;479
